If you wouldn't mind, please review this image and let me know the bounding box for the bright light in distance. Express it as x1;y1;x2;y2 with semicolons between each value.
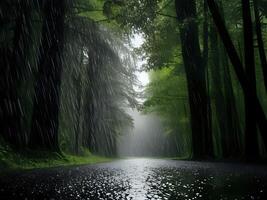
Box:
131;34;145;48
131;34;149;88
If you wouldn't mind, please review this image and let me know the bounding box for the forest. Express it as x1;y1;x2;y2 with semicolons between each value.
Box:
0;0;267;166
1;0;267;199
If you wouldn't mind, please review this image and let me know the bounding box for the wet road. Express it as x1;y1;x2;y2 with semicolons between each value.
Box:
0;158;267;199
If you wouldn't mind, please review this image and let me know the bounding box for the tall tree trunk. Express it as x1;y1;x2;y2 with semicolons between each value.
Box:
218;1;243;157
210;24;230;157
253;0;267;91
175;0;213;159
221;45;243;156
74;73;82;155
0;1;31;148
203;1;213;152
203;0;209;69
242;0;259;160
29;0;65;151
207;0;267;153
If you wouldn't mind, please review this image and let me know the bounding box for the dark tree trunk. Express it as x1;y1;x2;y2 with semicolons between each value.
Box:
203;0;213;141
72;50;84;155
203;0;209;69
221;44;243;156
210;24;229;157
253;0;267;91
242;0;259;161
74;73;82;155
0;1;31;148
29;0;65;152
207;0;267;154
218;1;243;157
175;0;213;159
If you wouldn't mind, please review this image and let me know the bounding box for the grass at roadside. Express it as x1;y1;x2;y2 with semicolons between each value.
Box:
0;143;112;172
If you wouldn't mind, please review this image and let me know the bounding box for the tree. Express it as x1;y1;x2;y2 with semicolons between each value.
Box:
175;0;213;158
0;0;32;148
242;0;259;160
29;0;66;151
207;0;267;159
253;0;267;91
58;15;136;155
143;67;192;157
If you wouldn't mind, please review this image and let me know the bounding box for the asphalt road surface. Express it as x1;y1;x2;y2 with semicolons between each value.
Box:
0;158;267;199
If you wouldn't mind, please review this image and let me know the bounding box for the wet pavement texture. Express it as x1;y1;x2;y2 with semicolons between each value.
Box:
0;158;267;199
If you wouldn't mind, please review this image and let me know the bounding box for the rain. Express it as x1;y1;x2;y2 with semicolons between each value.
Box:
1;0;267;199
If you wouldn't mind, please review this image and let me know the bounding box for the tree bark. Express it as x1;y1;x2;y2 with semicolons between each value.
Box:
218;1;243;157
0;1;31;148
175;0;213;159
210;24;230;157
74;68;83;155
29;0;65;152
221;44;243;156
242;0;259;160
253;0;267;91
207;0;267;155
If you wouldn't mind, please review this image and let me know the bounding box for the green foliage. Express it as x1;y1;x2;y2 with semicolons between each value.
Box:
0;0;137;158
121;0;267;159
143;66;191;156
58;12;137;156
0;140;112;172
1;0;267;161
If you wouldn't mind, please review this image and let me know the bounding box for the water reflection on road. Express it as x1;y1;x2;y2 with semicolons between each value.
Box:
0;158;267;199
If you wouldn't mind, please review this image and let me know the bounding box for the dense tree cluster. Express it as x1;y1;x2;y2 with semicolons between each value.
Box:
112;0;267;161
0;0;136;156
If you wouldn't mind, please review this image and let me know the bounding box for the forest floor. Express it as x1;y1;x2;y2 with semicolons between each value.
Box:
0;143;112;172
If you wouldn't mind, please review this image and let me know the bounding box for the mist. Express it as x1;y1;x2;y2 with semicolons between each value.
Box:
117;109;179;157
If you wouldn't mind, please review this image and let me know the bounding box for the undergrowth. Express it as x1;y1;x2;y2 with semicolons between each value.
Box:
0;140;112;172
